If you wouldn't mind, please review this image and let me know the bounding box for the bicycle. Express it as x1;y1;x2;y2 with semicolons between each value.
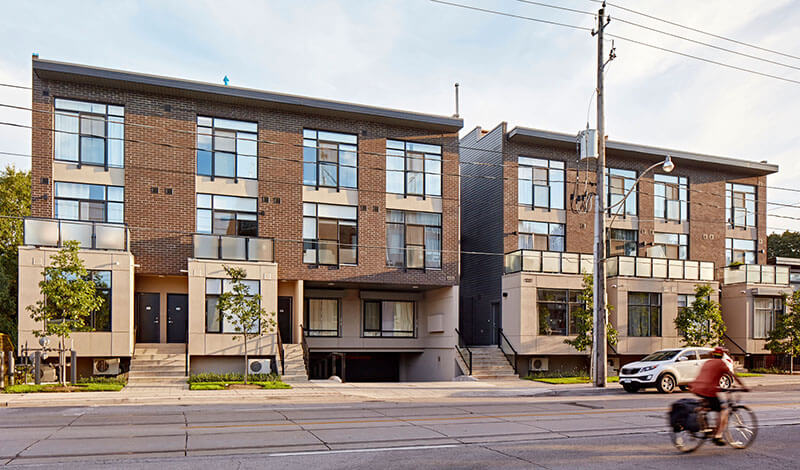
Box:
670;388;758;453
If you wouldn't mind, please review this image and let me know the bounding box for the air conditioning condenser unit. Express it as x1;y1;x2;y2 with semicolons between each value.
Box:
93;358;120;376
529;357;549;372
247;358;271;375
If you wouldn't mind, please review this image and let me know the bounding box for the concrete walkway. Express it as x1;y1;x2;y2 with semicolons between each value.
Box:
2;374;798;408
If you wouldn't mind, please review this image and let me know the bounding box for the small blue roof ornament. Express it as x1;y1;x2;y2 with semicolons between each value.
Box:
223;75;229;86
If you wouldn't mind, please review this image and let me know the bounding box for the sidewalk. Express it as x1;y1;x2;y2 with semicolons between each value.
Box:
2;374;798;408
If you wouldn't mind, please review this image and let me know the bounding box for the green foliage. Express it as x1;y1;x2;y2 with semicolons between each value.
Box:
767;231;800;259
188;381;291;391
765;290;800;371
215;266;276;384
0;166;30;346
190;383;226;390
188;372;279;383
564;273;618;353
525;376;620;384
674;284;726;347
749;367;788;375
77;375;127;385
4;383;123;393
81;383;124;392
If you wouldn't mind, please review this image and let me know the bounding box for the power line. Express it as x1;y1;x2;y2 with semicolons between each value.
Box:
0;82;30;90
516;0;595;17
430;0;592;31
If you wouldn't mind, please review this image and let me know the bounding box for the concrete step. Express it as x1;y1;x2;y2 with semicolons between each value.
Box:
129;369;186;376
131;355;186;361
472;375;520;381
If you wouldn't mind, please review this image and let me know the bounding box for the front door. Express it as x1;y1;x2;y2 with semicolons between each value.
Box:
278;296;293;343
167;294;188;343
136;293;160;343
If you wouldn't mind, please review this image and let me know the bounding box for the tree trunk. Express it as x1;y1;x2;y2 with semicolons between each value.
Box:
60;336;66;386
244;336;248;385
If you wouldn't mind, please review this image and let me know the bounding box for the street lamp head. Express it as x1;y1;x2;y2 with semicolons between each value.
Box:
662;155;675;173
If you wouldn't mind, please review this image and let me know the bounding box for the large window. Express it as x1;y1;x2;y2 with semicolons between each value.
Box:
654;174;688;221
386;210;442;269
754;297;782;339
303;203;358;265
196;194;258;236
54;182;124;223
518;221;565;252
607;168;637;216
628;292;661;337
363;301;415;337
726;183;756;229
726;238;756;265
537;289;583;336
303;129;357;189
89;271;111;331
205;278;260;333
608;228;637;256
305;298;340;336
196;117;258;180
649;232;688;260
518;157;565;209
386;140;442;197
54;99;124;168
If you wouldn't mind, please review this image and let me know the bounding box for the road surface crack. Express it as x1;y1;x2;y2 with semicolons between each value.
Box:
480;444;551;469
183;411;188;456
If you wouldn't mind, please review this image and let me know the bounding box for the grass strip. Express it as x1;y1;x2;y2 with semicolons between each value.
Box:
188;381;291;391
4;383;124;393
527;376;620;385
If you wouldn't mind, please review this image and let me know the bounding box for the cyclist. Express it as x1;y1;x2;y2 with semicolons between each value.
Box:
689;347;747;446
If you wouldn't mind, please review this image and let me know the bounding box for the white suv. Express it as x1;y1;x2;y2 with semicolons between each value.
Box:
619;347;735;394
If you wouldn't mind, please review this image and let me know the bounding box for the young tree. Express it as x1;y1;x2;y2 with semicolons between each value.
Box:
674;284;726;347
215;266;275;384
27;240;105;385
564;273;619;371
766;290;800;374
0;166;31;346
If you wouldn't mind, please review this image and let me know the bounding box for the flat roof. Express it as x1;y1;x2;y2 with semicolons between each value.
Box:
507;126;779;175
33;58;463;132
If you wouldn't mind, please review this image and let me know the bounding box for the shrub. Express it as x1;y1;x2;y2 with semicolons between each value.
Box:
749;367;788;375
188;372;280;383
78;375;127;385
524;367;589;380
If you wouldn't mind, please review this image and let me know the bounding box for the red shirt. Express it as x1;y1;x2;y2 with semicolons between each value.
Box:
690;358;728;398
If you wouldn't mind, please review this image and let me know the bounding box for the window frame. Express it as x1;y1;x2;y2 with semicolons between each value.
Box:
53;98;125;169
196;193;258;237
654;174;688;222
606;168;637;217
518;221;565;252
628;292;662;337
726;183;756;229
385;210;442;270
303;129;358;190
304;297;341;337
537;289;584;336
607;228;638;257
386;140;442;198
303;203;358;266
725;238;756;265
362;300;416;337
649;232;688;260
204;277;261;334
53;181;125;224
196;116;258;181
753;297;782;339
517;157;565;210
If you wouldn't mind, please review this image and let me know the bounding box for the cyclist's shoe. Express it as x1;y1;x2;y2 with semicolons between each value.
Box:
712;437;726;446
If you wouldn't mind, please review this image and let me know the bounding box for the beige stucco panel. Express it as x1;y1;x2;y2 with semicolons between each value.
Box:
17;246;135;358
52;162;125;187
385;194;442;213
653;220;690;234
517;207;566;224
195;175;258;198
303;187;358;206
720;284;790;355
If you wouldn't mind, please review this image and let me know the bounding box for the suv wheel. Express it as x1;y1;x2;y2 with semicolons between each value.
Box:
622;383;639;393
657;373;677;394
719;374;733;390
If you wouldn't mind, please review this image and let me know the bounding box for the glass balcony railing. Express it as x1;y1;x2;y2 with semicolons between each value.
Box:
193;234;274;262
606;256;714;281
23;217;129;251
504;250;594;275
723;264;789;285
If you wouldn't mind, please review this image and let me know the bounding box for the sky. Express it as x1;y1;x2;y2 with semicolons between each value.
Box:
1;0;799;232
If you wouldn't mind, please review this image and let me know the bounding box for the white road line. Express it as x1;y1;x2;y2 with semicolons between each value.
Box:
269;444;460;457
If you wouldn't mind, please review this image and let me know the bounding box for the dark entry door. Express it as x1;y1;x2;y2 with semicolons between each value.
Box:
167;294;188;343
137;293;160;343
278;296;292;344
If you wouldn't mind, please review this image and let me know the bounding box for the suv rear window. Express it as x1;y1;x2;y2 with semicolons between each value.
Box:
642;350;680;362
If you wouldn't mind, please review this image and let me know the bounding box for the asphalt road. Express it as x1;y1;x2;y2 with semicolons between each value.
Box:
2;389;799;469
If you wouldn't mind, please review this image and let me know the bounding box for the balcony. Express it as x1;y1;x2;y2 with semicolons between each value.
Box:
606;256;714;281
23;217;129;251
193;234;274;262
723;264;789;285
504;250;594;275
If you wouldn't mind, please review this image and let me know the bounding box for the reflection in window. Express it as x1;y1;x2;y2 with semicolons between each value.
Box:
54;182;124;223
303;129;358;189
305;298;340;336
628;292;661;337
607;228;637;257
54;99;124;168
537;289;584;336
386;210;441;269
363;300;415;337
196;117;258;179
518;221;565;252
648;232;688;260
726;238;756;265
654;174;688;221
607;168;637;216
754;297;782;339
205;278;260;333
518;157;565;210
303;203;358;265
386;140;442;197
196;193;258;236
726;183;756;229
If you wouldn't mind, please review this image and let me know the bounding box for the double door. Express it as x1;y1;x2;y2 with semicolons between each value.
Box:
136;293;187;343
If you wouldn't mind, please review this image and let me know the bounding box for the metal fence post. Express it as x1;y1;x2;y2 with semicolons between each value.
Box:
70;350;77;385
8;352;14;386
34;351;41;385
0;351;4;388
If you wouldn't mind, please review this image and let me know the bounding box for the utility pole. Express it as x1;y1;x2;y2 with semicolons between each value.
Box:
592;3;611;388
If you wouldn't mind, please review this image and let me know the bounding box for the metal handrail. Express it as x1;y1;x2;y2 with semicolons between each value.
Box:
723;332;749;356
454;328;472;375
497;327;518;374
276;327;285;375
299;323;310;376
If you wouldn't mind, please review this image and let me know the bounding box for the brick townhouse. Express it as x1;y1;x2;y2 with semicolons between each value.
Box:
18;57;463;382
460;122;786;376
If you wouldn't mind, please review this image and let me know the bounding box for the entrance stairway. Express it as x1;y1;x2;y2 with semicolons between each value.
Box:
280;344;309;382
468;346;519;380
127;343;187;390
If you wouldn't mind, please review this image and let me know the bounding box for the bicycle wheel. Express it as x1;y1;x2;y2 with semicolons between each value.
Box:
671;428;706;453
724;405;758;449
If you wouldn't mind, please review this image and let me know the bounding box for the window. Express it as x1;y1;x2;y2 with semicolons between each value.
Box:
607;168;637;216
196;117;258;179
196;194;258;236
54;182;124;223
518;221;565;252
205;278;261;333
649;232;688;260
654;174;688;221
518;157;565;209
537;289;584;336
363;301;415;337
754;297;782;339
608;228;637;256
628;292;661;337
726;183;756;229
726;238;756;265
386;210;442;269
386;140;442;197
303;203;358;265
54;99;124;168
305;298;340;336
89;271;111;331
678;294;711;336
303;129;357;189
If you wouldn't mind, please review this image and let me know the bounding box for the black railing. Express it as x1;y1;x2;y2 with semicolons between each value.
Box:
276;327;285;375
454;328;472;375
299;324;310;376
497;327;518;374
24;217;129;251
723;332;749;356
